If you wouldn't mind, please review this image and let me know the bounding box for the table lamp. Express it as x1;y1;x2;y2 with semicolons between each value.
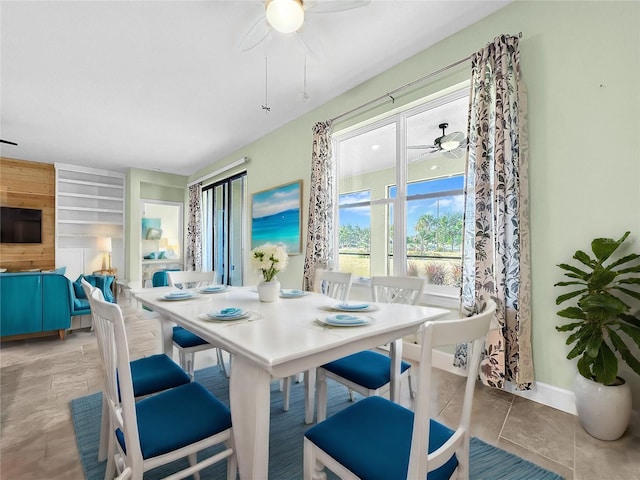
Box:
97;237;112;272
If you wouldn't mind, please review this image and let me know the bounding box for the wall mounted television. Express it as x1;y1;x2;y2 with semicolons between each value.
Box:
0;206;42;243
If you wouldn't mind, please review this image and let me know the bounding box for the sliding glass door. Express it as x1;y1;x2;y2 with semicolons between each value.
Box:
202;172;246;286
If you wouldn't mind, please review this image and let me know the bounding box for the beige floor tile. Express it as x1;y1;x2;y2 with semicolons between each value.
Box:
500;396;576;469
496;437;574;480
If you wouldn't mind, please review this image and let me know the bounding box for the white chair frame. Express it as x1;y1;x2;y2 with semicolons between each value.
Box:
87;281;237;480
305;300;496;480
167;270;229;379
313;269;353;301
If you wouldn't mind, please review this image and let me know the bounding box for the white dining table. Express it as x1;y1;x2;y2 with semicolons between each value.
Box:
133;286;449;480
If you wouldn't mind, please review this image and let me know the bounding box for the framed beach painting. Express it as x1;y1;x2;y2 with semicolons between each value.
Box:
251;180;302;254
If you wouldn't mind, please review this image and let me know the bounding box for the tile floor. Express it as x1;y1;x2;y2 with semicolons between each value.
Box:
1;298;638;480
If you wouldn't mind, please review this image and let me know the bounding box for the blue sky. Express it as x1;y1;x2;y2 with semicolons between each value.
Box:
339;175;464;235
252;181;301;219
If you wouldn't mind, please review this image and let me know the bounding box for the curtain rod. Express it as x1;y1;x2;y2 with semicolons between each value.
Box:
330;32;522;124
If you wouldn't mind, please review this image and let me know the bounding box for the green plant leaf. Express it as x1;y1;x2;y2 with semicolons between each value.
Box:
576;355;594;379
555;321;583;332
555;290;586;305
616;264;640;274
619;313;640;328
608;328;640;377
557;263;589;279
554;281;587;287
567;335;589;360
585;329;603;358
557;307;587;319
618;323;640;348
565;325;591;346
573;250;594;268
592;231;629;263
592;342;618;385
607;253;640;270
613;286;640;302
580;293;628;317
588;268;617;289
618;278;640;285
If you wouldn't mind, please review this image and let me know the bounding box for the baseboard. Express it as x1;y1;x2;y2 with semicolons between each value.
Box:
431;350;578;415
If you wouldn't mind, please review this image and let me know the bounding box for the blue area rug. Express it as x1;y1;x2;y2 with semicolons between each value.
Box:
70;366;564;479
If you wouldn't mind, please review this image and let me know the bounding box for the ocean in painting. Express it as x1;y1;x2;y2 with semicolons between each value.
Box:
251;208;300;253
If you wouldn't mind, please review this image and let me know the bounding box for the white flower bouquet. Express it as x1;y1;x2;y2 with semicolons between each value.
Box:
250;243;288;282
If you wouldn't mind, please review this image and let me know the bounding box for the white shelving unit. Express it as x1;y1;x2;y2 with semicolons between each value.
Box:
55;163;125;280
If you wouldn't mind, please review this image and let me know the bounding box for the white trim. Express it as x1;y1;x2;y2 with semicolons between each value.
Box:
188;157;248;187
55;162;124;178
431;350;577;415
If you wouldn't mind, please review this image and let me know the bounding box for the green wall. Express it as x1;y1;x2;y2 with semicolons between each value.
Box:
177;1;640;400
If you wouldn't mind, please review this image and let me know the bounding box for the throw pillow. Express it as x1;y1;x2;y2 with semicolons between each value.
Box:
73;275;87;299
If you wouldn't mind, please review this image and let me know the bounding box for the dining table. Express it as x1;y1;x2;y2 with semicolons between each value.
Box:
133;285;449;480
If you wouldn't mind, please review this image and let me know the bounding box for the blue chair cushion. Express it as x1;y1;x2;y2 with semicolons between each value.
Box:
305;396;457;480
321;350;411;390
172;326;209;348
116;382;232;459
73;274;115;303
129;354;190;397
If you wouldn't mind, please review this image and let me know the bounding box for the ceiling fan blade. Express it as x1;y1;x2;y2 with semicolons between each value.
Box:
0;139;18;145
407;144;436;150
307;0;371;14
296;29;326;61
442;148;465;159
239;16;272;52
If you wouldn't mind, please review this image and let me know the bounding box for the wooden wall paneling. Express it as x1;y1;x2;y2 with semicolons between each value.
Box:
0;157;56;271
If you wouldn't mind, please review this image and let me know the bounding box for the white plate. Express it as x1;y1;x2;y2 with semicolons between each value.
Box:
159;292;197;301
206;308;248;321
199;285;229;294
319;314;371;327
331;302;374;312
280;289;306;298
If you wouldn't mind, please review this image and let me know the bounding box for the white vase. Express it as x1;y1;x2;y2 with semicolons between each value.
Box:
574;373;632;441
257;279;280;302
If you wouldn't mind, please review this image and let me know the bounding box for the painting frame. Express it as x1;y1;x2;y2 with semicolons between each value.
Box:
251;180;302;255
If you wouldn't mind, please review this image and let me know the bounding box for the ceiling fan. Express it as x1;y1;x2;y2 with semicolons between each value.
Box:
407;123;467;160
239;0;370;56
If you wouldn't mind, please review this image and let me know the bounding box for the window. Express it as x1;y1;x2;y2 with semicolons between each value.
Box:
334;87;468;296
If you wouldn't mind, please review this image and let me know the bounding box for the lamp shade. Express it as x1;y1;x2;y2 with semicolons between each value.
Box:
266;0;304;33
97;237;112;253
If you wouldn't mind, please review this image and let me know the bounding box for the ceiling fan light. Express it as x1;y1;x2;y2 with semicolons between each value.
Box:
440;139;460;151
266;0;305;34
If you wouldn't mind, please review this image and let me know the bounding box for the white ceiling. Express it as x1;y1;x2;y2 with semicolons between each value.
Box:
0;0;510;176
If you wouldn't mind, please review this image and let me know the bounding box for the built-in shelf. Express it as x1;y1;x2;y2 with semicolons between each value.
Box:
55;163;126;276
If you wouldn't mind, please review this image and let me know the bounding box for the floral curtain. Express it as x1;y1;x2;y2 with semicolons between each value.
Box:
455;35;534;390
186;182;202;272
303;120;334;292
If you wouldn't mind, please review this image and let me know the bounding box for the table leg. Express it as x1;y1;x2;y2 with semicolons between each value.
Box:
389;338;403;402
303;368;316;424
229;355;272;479
159;316;173;357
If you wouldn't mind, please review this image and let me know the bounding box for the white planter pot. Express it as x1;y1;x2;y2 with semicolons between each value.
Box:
257;279;280;302
574;373;632;441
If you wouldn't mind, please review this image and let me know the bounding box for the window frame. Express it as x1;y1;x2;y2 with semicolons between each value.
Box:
332;86;468;307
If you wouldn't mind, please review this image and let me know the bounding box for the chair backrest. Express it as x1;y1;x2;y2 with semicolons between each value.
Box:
407;299;496;479
82;278;145;473
313;270;353;301
370;275;426;305
167;270;216;289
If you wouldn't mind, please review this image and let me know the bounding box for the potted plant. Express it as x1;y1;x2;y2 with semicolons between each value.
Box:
555;231;640;440
251;243;288;302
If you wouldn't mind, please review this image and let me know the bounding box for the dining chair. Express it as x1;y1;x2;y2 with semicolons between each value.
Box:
166;270;230;380
313;269;353;301
315;275;424;420
86;279;237;480
304;300;496;480
371;275;427;398
81;279;192;467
